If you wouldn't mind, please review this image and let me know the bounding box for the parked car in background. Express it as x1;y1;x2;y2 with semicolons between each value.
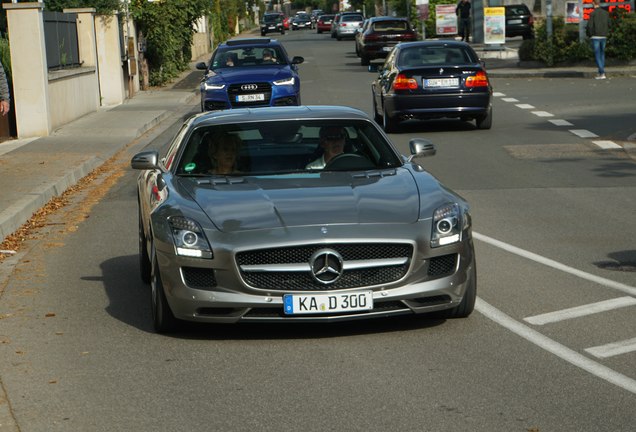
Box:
316;14;335;34
261;13;286;36
504;4;534;39
356;16;417;66
195;38;304;111
334;12;364;40
131;105;476;332
292;13;313;30
370;41;493;132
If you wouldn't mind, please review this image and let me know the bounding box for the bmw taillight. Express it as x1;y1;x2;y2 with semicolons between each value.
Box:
403;32;417;41
364;34;380;42
465;71;489;88
393;74;418;90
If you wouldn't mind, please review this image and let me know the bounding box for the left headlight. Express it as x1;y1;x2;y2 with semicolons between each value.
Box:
168;216;213;259
431;203;463;248
203;82;225;91
273;77;295;86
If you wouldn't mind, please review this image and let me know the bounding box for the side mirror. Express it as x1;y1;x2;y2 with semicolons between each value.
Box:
195;62;207;70
292;56;305;65
407;138;436;161
131;150;160;170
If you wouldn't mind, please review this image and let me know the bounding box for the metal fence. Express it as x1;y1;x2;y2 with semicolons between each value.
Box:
43;11;80;70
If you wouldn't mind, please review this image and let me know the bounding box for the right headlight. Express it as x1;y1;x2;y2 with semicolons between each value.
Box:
431;203;462;248
168;216;213;259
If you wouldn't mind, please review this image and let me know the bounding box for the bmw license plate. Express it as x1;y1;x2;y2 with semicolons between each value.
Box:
424;78;459;88
382;46;393;52
508;19;522;24
237;94;265;102
283;291;373;315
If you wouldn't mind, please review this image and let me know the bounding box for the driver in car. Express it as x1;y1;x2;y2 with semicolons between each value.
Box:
305;126;346;170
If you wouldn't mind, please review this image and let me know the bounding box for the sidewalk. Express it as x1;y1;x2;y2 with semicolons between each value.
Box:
0;49;635;247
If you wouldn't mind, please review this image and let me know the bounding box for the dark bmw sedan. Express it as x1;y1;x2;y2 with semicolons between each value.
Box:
371;41;493;132
196;38;304;111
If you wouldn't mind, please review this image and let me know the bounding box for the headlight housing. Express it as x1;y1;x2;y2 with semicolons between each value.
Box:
203;82;225;91
273;77;295;86
431;203;462;248
168;216;213;259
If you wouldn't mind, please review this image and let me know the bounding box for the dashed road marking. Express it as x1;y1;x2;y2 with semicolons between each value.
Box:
493;92;506;97
502;97;519;102
516;103;535;109
592;140;622;149
532;111;554;117
549;119;574;126
524;296;636;325
570;129;599;138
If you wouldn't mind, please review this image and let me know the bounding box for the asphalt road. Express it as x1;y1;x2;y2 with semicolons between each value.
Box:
0;30;635;431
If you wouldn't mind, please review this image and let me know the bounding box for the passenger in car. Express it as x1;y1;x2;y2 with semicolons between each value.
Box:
207;133;243;174
305;126;346;169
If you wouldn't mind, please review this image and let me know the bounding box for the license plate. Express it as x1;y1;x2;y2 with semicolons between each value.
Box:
382;46;393;52
237;93;265;102
424;78;459;88
508;19;522;24
283;291;373;315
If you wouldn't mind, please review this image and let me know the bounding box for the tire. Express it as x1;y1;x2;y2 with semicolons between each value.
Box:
337;35;342;41
372;93;382;125
261;31;266;36
476;106;493;130
360;55;370;66
437;263;476;319
382;104;398;133
151;247;179;333
138;205;151;284
317;29;322;34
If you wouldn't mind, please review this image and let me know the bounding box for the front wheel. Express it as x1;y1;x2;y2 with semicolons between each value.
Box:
437;263;476;319
151;247;179;333
360;55;370;66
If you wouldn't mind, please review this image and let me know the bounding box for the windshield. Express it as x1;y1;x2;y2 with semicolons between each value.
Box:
210;46;287;69
175;120;403;176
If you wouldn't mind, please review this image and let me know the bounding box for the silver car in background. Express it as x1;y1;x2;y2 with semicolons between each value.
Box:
335;13;364;40
131;106;476;333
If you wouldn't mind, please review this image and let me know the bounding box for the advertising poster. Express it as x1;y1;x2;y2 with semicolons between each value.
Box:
484;7;505;44
566;1;581;23
416;0;430;21
435;4;457;35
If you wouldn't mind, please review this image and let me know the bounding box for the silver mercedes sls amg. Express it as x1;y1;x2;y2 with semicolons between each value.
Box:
131;106;476;333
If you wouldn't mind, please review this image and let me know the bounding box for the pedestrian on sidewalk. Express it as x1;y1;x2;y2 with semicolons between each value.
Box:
456;0;472;43
0;62;10;116
587;0;611;80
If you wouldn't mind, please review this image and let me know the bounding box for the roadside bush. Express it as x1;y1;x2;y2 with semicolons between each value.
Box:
606;9;636;60
0;35;10;85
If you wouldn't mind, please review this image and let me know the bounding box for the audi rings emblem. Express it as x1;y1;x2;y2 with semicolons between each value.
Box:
309;249;344;285
241;84;258;91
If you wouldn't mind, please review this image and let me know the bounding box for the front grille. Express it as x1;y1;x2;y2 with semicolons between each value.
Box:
182;267;217;289
228;82;272;107
427;254;458;277
237;243;413;291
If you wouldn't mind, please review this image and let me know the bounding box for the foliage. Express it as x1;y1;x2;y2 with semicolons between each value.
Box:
44;0;122;15
529;11;636;66
130;0;211;86
606;9;636;60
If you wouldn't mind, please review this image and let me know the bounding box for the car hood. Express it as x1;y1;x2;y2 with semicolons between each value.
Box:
205;67;292;84
178;170;441;232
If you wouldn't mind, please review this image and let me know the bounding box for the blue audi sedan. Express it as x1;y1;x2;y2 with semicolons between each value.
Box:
195;38;304;111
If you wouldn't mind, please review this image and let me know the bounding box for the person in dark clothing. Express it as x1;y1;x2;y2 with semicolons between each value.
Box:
587;0;611;79
0;62;10;117
456;0;471;42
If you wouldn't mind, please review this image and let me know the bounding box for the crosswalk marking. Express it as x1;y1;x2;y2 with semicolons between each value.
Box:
524;296;636;326
585;337;636;359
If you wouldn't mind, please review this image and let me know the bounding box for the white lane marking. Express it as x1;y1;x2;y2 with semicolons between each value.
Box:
524;296;636;325
593;140;622;149
493;92;506;97
476;298;636;395
549;119;574;126
586;337;636;359
570;129;599;138
516;104;535;109
532;111;554;117
502;97;519;102
473;232;636;297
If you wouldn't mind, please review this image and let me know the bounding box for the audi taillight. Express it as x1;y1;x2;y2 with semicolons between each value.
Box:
465;71;489;88
393;74;418;90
